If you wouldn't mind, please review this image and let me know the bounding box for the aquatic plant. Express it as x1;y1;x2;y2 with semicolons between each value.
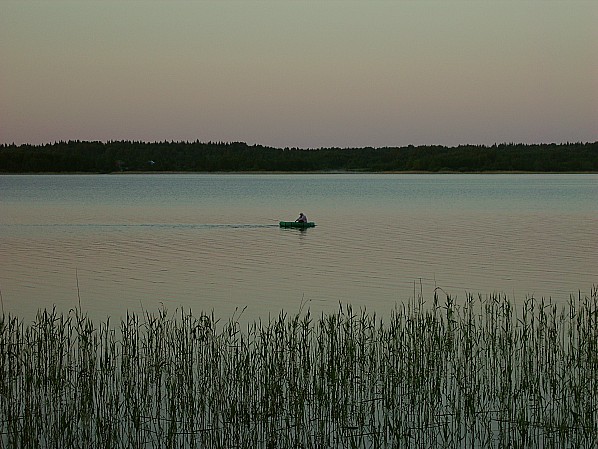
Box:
1;290;596;448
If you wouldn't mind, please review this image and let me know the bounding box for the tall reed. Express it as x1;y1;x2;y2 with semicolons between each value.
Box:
1;290;596;448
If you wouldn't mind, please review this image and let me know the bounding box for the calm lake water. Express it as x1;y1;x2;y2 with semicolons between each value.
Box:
1;174;597;322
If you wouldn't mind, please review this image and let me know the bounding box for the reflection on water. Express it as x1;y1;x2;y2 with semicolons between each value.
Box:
1;174;597;322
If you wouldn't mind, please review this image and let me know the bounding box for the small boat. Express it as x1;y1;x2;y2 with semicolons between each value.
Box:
279;221;316;228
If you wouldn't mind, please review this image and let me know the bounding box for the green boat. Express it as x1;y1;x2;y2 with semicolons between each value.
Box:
279;221;316;228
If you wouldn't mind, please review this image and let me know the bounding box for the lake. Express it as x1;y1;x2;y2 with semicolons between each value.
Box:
1;173;596;322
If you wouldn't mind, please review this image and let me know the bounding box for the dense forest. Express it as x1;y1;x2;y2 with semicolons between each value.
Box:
1;140;597;173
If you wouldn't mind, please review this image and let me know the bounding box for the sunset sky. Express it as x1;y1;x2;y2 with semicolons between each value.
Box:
2;1;597;148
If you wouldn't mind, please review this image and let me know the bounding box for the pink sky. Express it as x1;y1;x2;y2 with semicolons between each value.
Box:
1;1;597;148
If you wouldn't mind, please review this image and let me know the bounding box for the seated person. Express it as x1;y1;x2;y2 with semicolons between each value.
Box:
295;213;308;223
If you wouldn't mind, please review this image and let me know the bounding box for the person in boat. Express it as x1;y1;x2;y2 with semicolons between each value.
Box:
295;213;308;223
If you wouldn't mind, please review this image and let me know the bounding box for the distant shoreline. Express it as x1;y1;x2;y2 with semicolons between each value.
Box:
2;141;596;172
2;170;598;175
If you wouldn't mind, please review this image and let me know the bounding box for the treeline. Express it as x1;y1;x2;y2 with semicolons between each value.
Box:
1;140;597;173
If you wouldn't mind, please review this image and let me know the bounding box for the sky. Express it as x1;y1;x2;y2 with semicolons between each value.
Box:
1;1;597;149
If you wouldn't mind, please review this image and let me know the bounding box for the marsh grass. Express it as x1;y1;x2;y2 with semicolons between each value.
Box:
1;290;597;448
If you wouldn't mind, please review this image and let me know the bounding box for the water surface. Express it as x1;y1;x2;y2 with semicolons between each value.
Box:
1;174;596;322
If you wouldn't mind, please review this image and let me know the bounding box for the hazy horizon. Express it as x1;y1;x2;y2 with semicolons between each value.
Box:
2;1;597;149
